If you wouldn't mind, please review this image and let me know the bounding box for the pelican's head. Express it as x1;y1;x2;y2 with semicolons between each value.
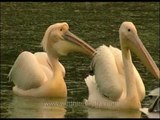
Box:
41;22;95;58
119;21;159;79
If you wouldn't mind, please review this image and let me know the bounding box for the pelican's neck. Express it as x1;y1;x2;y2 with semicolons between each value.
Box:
47;53;64;81
44;34;65;81
121;47;141;109
122;48;139;97
45;53;67;97
122;49;134;92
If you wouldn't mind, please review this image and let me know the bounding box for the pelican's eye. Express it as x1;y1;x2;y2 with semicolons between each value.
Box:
128;29;131;32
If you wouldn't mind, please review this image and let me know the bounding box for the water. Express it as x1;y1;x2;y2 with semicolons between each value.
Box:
0;2;159;118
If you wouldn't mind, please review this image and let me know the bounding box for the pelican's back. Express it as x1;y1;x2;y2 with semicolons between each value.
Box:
9;51;46;90
91;45;123;101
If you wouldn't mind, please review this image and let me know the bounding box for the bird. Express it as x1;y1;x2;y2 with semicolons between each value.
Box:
84;21;160;110
8;22;96;97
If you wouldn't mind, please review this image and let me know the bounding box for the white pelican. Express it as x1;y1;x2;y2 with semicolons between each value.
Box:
84;22;159;110
8;22;95;97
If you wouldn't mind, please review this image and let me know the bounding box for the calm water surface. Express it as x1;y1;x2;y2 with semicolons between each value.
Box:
0;2;159;118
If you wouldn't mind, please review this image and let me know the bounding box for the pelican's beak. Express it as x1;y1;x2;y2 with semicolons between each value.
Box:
62;30;96;57
127;34;159;79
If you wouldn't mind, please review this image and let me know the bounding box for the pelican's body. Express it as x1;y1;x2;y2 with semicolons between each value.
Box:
9;22;95;97
86;45;145;101
84;22;159;110
9;52;66;97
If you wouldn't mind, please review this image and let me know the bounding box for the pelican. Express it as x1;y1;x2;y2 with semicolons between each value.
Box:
84;22;159;110
8;22;95;97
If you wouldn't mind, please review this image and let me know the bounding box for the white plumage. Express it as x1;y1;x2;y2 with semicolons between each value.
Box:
87;45;145;101
9;22;95;97
84;22;159;110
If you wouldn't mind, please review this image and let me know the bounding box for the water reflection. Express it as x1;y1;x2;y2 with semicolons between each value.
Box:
8;95;66;118
87;107;141;118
